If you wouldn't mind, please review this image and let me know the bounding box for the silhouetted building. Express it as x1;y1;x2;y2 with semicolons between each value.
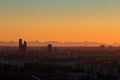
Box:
47;44;52;52
19;39;22;48
100;45;105;48
109;45;112;48
19;39;27;56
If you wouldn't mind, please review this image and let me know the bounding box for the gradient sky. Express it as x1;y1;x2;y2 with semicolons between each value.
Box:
0;0;120;43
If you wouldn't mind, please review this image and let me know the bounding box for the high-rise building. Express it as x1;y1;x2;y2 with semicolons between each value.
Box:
19;39;22;49
19;39;27;56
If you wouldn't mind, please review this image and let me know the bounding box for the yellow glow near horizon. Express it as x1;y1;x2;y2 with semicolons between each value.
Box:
1;16;120;44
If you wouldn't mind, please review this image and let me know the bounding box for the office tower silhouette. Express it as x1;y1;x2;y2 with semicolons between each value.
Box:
19;39;27;56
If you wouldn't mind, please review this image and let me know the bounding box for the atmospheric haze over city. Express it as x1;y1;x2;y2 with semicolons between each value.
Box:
1;0;120;80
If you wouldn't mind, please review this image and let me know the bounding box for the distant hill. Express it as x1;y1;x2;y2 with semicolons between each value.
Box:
0;41;109;46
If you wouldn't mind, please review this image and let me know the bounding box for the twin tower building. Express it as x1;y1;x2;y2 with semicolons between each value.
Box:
19;39;27;55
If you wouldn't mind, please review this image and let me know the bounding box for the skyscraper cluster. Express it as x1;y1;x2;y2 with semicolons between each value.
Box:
19;39;27;55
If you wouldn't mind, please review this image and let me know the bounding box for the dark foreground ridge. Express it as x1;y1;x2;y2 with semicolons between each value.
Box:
0;39;120;80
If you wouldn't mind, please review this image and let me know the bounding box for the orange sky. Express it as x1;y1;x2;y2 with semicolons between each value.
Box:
0;0;120;44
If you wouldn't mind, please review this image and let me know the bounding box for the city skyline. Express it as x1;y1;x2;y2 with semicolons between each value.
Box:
1;40;120;46
0;0;120;43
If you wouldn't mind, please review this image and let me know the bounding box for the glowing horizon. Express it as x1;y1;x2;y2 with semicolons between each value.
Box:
0;0;120;44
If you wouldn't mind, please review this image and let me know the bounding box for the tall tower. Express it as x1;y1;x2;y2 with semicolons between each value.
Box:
19;39;22;49
19;39;22;54
24;41;27;48
23;41;27;54
19;39;27;56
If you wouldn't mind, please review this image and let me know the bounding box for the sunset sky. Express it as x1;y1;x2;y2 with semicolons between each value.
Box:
0;0;120;43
